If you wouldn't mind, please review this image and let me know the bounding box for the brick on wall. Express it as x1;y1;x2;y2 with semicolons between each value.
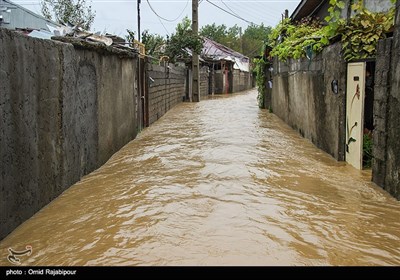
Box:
147;63;187;125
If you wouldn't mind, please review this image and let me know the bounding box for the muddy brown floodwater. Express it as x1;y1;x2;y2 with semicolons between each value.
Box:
1;89;400;266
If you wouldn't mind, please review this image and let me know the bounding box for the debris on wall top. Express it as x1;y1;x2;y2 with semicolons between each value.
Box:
10;22;139;56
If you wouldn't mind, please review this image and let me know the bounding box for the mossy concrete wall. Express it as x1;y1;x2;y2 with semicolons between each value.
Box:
271;42;347;161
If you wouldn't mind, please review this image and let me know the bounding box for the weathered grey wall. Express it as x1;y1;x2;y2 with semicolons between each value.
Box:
200;66;209;98
373;2;400;200
0;29;64;240
209;69;215;95
385;1;400;199
373;38;392;190
364;0;393;13
96;52;136;165
214;71;225;94
271;42;346;160
147;64;186;125
264;66;272;110
232;70;240;93
0;28;138;240
232;70;252;93
338;0;392;19
213;70;252;94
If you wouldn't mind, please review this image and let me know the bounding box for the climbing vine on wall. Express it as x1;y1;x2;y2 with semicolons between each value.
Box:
254;56;268;108
338;2;395;61
268;17;327;61
322;0;346;41
267;0;395;62
254;0;396;109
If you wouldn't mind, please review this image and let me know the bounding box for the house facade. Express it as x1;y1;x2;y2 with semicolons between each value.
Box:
201;37;252;94
0;0;60;31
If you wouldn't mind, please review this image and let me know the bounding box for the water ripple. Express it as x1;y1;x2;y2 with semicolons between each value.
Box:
1;89;399;266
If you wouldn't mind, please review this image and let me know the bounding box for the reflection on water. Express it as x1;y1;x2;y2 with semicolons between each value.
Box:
1;89;399;266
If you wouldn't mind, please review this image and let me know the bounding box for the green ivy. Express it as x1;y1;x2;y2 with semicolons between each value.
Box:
268;0;395;62
322;0;346;42
268;17;327;61
338;2;395;61
254;56;269;108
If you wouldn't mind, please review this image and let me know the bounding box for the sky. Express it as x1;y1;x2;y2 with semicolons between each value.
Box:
12;0;301;38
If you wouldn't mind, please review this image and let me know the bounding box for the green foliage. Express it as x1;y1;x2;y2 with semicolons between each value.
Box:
200;23;241;53
268;17;327;61
165;17;203;63
141;30;166;57
254;56;268;108
363;134;373;168
127;20;271;63
254;45;273;109
200;23;228;43
125;29;135;44
243;24;272;42
268;0;395;62
200;23;272;58
338;3;394;61
323;0;346;40
242;24;272;58
41;0;95;30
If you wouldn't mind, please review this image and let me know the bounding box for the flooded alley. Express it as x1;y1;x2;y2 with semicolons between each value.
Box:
1;89;400;266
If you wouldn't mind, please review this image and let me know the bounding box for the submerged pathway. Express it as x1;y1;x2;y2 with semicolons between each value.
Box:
1;89;399;265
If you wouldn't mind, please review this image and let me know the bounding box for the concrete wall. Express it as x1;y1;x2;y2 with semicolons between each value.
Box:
334;0;392;19
271;42;347;160
200;66;209;98
372;38;392;189
147;64;186;125
213;69;252;94
373;1;400;200
209;69;215;95
264;66;272;109
232;70;253;93
364;0;393;13
0;28;138;240
309;0;393;23
214;71;225;94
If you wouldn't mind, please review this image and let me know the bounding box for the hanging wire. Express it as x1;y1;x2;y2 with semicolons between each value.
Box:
146;0;189;22
205;0;258;26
